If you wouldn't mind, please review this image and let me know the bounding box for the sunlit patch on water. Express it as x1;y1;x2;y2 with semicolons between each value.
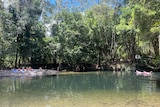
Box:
0;71;160;107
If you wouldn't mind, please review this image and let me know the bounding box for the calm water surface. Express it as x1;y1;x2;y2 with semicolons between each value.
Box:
0;71;160;107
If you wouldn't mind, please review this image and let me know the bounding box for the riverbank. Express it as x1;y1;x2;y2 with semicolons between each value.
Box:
0;69;59;78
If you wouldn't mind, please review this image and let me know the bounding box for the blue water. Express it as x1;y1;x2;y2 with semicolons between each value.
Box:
0;71;160;107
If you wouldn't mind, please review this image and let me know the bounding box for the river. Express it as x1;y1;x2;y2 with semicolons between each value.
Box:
0;71;160;107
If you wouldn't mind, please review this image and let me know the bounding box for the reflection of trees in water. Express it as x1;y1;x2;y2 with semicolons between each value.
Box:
0;78;16;93
156;80;160;89
0;77;32;93
0;72;160;93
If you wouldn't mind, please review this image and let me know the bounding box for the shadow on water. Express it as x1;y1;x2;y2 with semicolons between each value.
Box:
147;72;160;90
155;79;160;90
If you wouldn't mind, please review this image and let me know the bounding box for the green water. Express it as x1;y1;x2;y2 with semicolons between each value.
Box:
0;71;160;107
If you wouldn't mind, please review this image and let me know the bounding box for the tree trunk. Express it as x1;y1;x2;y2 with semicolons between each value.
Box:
130;30;136;63
152;35;159;56
111;28;116;62
97;50;101;70
15;48;18;68
158;34;160;55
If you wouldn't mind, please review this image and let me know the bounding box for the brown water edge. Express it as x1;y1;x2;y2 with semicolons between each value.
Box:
0;89;160;107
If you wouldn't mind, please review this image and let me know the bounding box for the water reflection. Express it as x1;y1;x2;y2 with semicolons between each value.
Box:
0;72;159;93
0;77;32;93
156;80;160;89
0;71;160;107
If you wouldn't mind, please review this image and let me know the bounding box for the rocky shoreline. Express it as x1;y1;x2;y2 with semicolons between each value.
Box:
0;69;59;78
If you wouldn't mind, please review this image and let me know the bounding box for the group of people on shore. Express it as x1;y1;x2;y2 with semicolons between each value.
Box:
11;66;43;76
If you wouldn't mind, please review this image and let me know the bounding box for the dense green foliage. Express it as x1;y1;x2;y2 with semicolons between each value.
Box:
0;0;160;70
